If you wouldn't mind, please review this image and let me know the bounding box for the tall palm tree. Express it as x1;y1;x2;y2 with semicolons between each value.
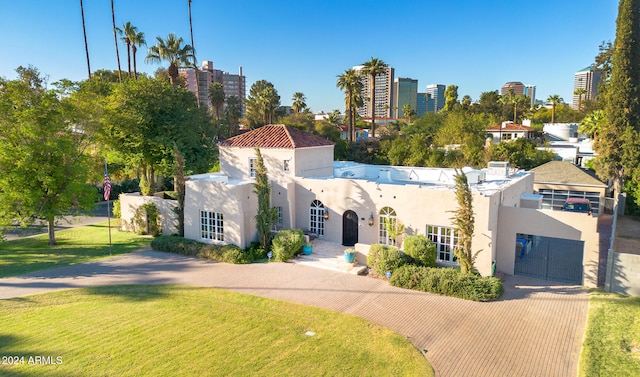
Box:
225;96;242;136
187;0;200;107
291;92;307;113
129;29;146;79
547;94;563;123
337;69;363;143
362;57;388;138
110;0;122;82
145;33;195;86
80;0;91;79
117;22;137;77
574;88;587;111
209;82;225;121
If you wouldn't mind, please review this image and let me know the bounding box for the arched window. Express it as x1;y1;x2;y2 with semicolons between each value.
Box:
378;207;397;245
309;200;325;236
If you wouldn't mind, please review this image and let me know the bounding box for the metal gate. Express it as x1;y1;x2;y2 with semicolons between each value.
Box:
514;235;584;285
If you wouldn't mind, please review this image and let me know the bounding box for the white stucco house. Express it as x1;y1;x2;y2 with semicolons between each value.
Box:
177;124;603;287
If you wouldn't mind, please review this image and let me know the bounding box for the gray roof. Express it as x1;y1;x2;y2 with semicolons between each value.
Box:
530;161;607;187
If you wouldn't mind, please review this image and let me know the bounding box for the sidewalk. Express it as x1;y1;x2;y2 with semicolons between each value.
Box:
0;250;589;377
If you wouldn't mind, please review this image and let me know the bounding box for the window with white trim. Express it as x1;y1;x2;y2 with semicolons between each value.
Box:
200;210;224;242
276;206;283;225
309;200;325;236
249;158;257;178
378;207;397;245
426;225;459;263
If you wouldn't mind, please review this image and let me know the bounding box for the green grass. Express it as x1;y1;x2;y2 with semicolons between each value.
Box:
0;285;433;377
0;222;150;278
580;291;640;376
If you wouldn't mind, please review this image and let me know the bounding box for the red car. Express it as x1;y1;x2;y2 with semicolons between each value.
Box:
562;198;592;215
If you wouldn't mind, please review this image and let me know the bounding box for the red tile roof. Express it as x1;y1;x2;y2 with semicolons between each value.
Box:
219;124;335;149
487;123;536;132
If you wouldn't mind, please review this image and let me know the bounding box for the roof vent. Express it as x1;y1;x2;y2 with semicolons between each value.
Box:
487;161;510;177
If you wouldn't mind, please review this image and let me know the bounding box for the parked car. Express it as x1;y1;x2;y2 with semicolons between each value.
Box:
562;198;592;215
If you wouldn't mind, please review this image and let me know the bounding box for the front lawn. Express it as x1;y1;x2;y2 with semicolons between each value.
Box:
0;222;150;278
0;285;433;376
580;291;640;376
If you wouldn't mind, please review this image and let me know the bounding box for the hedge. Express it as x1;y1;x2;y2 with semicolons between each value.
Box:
402;235;436;267
366;244;407;276
271;229;305;262
389;264;504;302
151;235;252;264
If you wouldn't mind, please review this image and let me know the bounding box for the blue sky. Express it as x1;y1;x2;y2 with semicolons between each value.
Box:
1;0;617;112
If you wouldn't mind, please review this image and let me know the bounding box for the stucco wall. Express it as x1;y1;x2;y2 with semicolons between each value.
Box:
607;252;640;296
119;192;178;235
291;177;500;277
184;179;258;249
219;146;333;180
496;206;599;287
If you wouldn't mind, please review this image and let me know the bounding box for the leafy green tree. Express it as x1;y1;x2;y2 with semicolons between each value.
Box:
253;148;278;251
145;33;195;86
291;92;307;113
0;67;95;245
101;76;214;193
224;95;242;136
435;112;489;167
337;69;363;142
362;57;388;138
487;138;555;170
450;171;480;274
547;94;563;123
598;0;640;200
245;80;280;128
281;112;314;132
443;84;459;112
208;82;225;121
473;90;502;118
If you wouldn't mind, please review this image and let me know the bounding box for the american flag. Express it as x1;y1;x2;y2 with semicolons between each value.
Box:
103;165;111;201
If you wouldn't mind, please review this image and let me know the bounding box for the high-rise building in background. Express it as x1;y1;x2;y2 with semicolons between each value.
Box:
353;65;395;120
572;65;602;109
416;92;427;117
524;84;536;107
426;84;445;113
393;77;418;119
181;60;246;116
500;81;525;96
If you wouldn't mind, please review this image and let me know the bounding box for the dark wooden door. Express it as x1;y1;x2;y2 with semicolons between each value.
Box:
342;210;358;246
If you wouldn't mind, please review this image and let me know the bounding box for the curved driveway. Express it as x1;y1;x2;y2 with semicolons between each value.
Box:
0;249;588;377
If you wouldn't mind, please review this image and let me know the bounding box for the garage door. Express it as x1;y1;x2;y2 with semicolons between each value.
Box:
514;235;584;285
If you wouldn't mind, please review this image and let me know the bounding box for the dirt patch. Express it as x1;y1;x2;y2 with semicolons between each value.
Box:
615;216;640;255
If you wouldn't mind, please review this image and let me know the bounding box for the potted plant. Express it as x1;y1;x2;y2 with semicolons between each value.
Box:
344;248;356;263
302;242;313;255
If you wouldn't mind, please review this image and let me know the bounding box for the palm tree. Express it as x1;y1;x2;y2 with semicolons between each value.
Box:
574;88;587;111
187;0;200;107
129;29;146;79
80;0;91;79
117;22;138;77
547;94;563;123
579;110;606;141
292;92;307;113
402;104;415;122
145;34;195;86
209;82;225;121
225;96;242;136
337;69;363;143
362;57;388;138
110;0;122;82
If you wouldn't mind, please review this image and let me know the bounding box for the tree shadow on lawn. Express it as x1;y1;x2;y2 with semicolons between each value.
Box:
0;334;80;377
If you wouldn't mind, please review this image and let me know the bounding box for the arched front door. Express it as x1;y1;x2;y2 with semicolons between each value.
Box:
342;210;358;246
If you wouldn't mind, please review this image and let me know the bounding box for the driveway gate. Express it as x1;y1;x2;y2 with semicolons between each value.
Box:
514;235;584;285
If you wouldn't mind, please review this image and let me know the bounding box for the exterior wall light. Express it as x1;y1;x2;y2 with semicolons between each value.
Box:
368;214;374;227
323;209;329;220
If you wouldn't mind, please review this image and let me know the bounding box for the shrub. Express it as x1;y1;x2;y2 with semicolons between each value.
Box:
132;202;161;236
151;235;251;264
271;229;305;262
389;265;504;301
246;241;267;260
367;244;407;277
402;235;436;267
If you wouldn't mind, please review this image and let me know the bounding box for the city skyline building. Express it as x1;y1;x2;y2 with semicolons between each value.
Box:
524;84;536;107
353;65;395;119
426;84;445;113
500;81;525;96
416;92;427;117
393;77;418;119
181;60;247;115
572;65;602;109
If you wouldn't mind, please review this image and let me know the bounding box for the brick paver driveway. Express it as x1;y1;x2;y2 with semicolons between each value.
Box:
0;250;589;377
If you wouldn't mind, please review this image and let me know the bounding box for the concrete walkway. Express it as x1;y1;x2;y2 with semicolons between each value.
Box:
0;250;589;377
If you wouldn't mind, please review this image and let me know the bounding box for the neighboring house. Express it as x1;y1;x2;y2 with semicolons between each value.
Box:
530;161;608;216
540;123;595;167
487;122;536;143
179;124;602;287
338;125;367;141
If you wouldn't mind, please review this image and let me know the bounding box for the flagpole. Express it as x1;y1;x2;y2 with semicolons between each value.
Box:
105;160;113;256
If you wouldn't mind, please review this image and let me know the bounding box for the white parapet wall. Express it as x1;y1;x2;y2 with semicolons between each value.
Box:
119;192;179;235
